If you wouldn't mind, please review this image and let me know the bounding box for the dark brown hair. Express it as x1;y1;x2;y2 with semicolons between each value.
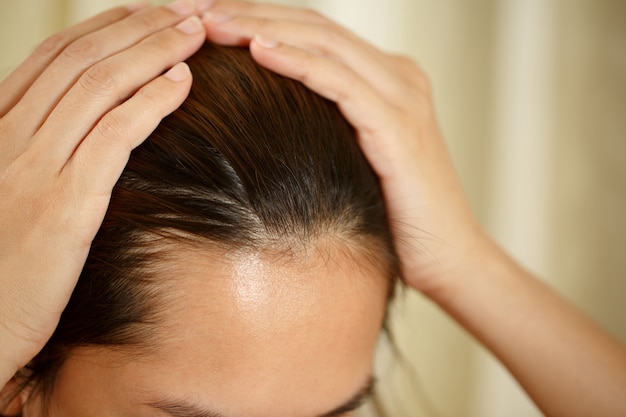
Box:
1;43;399;415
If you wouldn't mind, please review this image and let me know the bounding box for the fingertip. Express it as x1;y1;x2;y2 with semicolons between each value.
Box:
250;35;284;69
163;62;191;82
253;34;280;49
175;16;205;35
202;11;233;24
249;38;291;75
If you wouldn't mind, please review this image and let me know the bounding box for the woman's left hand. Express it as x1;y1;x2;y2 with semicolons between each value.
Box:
201;1;484;294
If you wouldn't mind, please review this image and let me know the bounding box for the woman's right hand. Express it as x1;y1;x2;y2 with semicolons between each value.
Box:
0;1;209;384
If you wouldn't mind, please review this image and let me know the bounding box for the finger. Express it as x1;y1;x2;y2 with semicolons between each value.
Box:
64;62;192;216
249;37;401;179
203;5;328;46
206;0;327;24
32;16;205;170
5;1;200;139
204;15;411;101
0;3;147;118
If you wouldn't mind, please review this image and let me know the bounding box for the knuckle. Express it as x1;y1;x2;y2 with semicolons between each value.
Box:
79;63;118;96
34;32;70;61
400;86;434;121
291;60;312;85
390;53;432;92
62;37;100;62
330;73;352;103
96;112;127;143
137;84;160;104
139;80;185;120
130;12;159;33
141;31;176;55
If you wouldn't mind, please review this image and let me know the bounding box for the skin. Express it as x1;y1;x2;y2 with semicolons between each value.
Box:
23;244;387;417
1;1;626;416
200;1;626;416
0;0;209;382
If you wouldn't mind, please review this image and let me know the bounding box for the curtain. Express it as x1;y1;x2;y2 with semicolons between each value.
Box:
1;1;625;416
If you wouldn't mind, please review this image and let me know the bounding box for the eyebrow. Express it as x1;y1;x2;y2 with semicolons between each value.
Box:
145;375;375;417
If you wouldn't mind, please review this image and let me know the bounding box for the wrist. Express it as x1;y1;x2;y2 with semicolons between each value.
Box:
417;230;505;304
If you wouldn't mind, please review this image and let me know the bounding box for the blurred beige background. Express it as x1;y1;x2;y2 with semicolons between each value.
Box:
1;0;625;416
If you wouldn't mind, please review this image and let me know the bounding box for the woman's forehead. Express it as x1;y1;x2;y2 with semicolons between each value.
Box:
97;244;388;416
158;245;388;415
157;243;387;354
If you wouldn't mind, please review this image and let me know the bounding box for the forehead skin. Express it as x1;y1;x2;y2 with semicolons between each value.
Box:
34;241;388;417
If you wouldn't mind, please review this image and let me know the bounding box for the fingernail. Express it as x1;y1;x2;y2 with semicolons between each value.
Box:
125;1;150;12
166;0;195;16
196;0;215;13
175;16;203;35
202;11;233;24
255;34;279;49
164;62;191;82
